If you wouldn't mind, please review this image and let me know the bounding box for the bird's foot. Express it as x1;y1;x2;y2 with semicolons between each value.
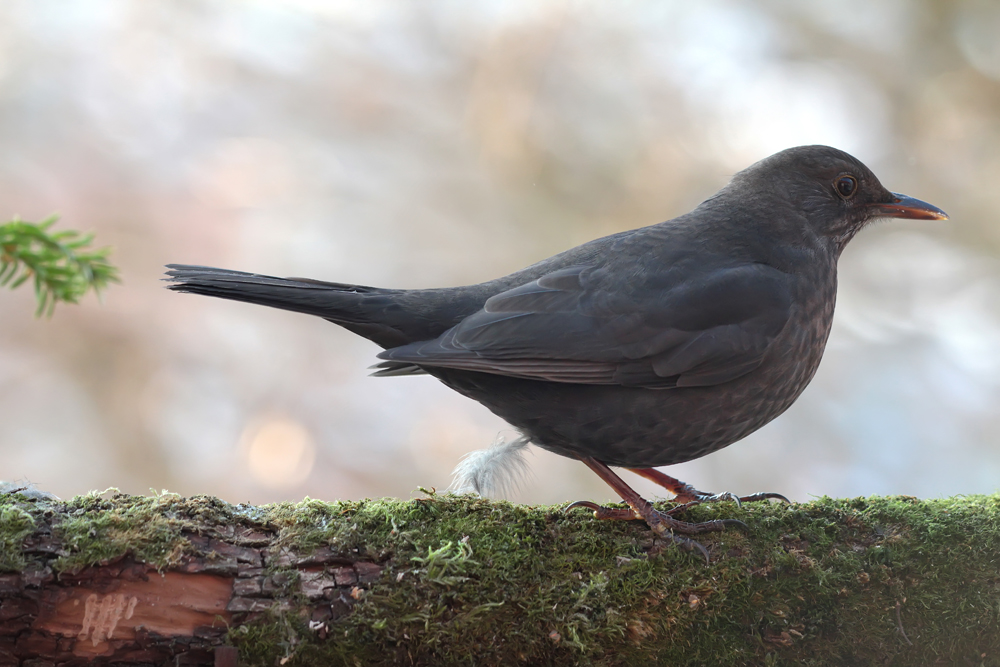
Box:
670;486;790;507
570;458;754;563
565;499;746;563
627;468;789;508
663;488;790;518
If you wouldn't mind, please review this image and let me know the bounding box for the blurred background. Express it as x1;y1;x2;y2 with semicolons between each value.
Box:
1;0;999;506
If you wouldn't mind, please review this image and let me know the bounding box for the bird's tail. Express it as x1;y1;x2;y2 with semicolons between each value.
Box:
164;264;386;322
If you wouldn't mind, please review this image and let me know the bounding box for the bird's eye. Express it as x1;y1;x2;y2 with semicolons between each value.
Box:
836;175;857;198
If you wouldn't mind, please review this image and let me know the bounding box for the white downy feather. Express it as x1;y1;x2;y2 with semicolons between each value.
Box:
448;433;532;498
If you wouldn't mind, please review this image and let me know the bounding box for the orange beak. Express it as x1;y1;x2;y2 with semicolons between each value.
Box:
868;193;949;220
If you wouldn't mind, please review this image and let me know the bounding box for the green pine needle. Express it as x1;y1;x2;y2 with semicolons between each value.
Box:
0;216;120;317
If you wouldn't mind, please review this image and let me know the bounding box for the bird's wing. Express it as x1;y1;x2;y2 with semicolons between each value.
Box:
375;263;794;388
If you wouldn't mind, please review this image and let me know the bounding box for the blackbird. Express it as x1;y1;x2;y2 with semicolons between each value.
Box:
166;145;947;557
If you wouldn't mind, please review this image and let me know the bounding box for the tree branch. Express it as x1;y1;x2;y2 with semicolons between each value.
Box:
0;491;997;666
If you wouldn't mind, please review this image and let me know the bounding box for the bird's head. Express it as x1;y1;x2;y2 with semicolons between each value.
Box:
733;145;947;252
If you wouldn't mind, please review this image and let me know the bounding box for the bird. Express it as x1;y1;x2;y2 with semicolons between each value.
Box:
166;145;947;558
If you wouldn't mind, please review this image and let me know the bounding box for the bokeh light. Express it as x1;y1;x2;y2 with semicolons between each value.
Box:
241;417;316;489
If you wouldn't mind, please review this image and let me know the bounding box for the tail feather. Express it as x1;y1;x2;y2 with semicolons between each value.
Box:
165;263;485;349
368;361;428;377
164;264;382;322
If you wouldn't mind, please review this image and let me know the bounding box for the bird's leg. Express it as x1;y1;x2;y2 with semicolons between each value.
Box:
566;458;746;561
628;467;790;512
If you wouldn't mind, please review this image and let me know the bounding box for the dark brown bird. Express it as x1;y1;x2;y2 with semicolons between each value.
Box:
166;145;947;558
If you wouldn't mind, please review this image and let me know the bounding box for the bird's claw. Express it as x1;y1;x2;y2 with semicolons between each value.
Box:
706;491;742;507
721;518;749;531
565;500;601;513
738;491;791;504
568;498;748;563
671;488;790;507
666;491;742;513
660;533;710;564
565;500;637;521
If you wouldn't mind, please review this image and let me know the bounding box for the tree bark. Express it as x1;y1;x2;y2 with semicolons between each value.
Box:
0;491;997;666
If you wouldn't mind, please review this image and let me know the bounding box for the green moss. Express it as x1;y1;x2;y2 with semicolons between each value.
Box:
233;494;1000;666
2;491;999;666
51;493;242;572
0;503;34;571
248;497;1000;665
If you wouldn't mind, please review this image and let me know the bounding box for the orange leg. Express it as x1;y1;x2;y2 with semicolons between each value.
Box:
566;458;747;562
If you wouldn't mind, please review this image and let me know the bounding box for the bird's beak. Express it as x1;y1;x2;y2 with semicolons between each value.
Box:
868;193;949;220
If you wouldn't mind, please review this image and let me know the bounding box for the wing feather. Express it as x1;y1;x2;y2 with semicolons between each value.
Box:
377;262;793;388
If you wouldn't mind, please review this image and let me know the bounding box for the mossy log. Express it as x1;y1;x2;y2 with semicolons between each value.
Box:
0;491;998;666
